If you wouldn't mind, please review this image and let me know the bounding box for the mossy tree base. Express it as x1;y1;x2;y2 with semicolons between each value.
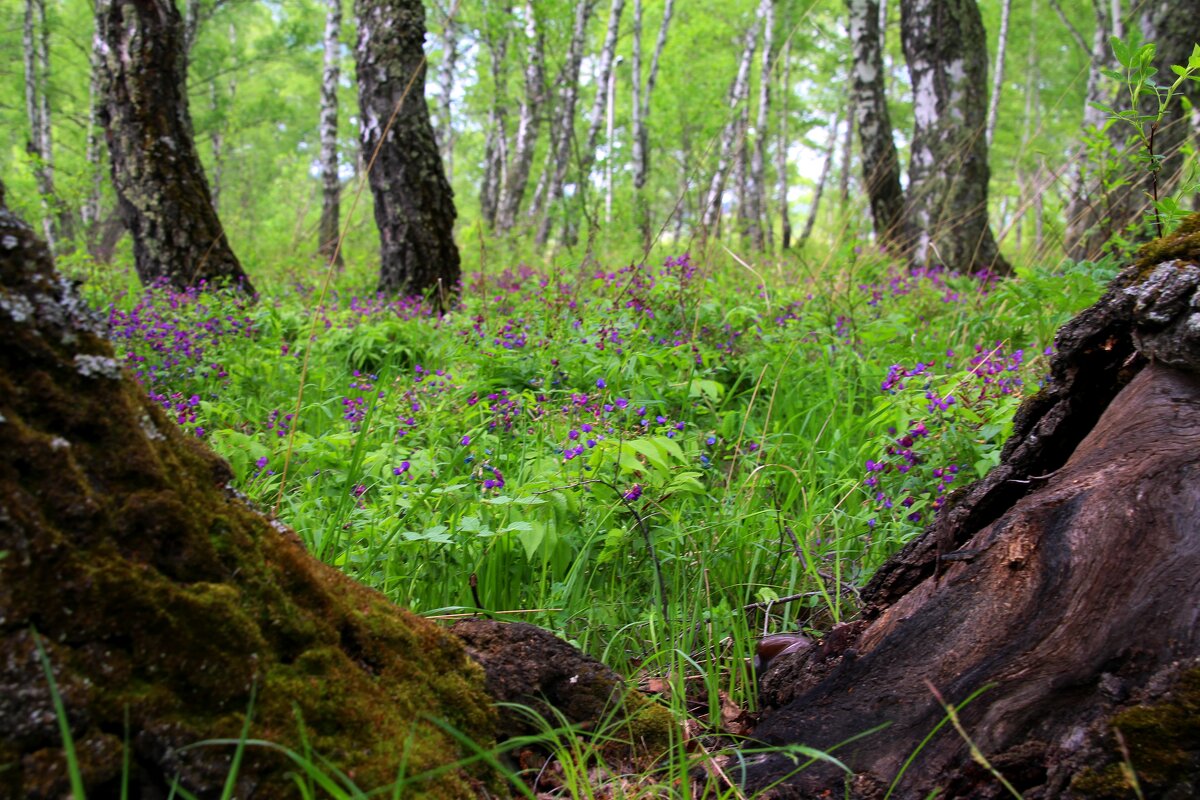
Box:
742;221;1200;798
0;187;496;797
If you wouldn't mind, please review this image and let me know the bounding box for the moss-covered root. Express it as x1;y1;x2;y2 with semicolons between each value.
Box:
0;184;499;797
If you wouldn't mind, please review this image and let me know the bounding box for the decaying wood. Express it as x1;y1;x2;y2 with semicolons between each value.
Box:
742;225;1200;798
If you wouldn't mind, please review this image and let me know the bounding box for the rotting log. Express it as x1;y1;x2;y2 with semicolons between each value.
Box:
0;181;496;798
742;219;1200;798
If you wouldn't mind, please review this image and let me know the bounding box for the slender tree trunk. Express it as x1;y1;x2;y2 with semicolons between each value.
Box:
318;0;344;266
735;105;751;239
434;3;459;182
630;0;674;250
838;97;855;208
901;0;1011;274
777;37;792;249
209;25;236;215
479;8;512;230
701;12;761;234
23;0;72;254
985;0;1011;147
799;113;840;247
746;0;775;251
848;0;906;248
534;0;594;246
581;0;626;183
496;0;545;233
84;31;103;236
355;0;460;300
96;0;253;291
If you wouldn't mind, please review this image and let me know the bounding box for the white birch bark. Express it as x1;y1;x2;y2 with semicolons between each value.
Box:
701;11;761;233
746;0;775;251
480;8;512;229
583;0;626;170
496;0;545;233
318;0;343;265
777;36;791;249
630;0;673;248
985;0;1011;147
534;0;594;245
434;4;459;183
799;112;841;246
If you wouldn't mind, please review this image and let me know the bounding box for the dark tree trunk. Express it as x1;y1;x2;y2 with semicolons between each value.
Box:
741;222;1200;798
901;0;1011;275
354;0;461;301
96;0;253;292
0;179;496;798
848;0;907;248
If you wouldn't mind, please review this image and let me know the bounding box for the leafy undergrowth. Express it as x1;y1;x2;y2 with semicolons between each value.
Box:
83;247;1107;794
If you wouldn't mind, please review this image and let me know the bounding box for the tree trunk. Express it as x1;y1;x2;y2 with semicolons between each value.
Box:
848;0;906;248
746;0;775;252
901;0;1011;275
433;2;459;183
355;0;460;301
630;0;674;251
985;0;1010;147
838;95;855;207
0;182;497;798
777;37;792;249
83;31;103;237
23;0;72;254
495;0;545;234
96;0;253;292
742;222;1200;798
318;0;344;267
701;13;761;235
208;24;237;215
581;0;627;186
798;112;840;247
479;7;512;230
534;0;594;246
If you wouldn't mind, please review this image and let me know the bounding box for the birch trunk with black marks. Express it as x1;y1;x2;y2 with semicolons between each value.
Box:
901;0;1011;274
24;0;72;254
355;0;460;300
433;3;459;182
495;0;545;234
479;7;512;230
83;31;103;235
96;0;252;291
581;0;626;183
318;0;344;266
848;0;906;247
208;23;237;215
746;0;775;252
734;105;751;239
742;220;1200;799
701;12;760;235
534;0;594;246
799;113;840;247
838;96;855;207
777;37;792;249
985;0;1010;147
630;0;674;250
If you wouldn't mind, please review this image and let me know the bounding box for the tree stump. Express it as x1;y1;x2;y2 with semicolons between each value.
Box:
744;221;1200;798
0;183;496;797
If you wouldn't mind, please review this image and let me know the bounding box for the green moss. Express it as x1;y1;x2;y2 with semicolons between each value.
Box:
0;218;500;797
1134;213;1200;274
1071;668;1200;798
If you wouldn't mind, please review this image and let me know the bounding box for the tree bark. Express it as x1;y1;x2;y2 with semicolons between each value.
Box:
580;0;627;186
985;0;1010;147
433;2;459;183
799;112;840;247
479;6;512;230
630;0;674;250
495;0;545;234
901;0;1011;274
96;0;253;292
318;0;344;267
848;0;906;248
746;0;775;252
355;0;460;301
23;0;73;254
701;13;761;235
534;0;594;246
742;222;1200;798
777;37;792;249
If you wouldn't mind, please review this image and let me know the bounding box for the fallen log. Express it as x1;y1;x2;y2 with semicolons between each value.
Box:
746;222;1200;798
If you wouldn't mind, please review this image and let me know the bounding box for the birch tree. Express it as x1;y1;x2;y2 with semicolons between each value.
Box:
495;0;545;233
433;3;459;182
800;113;840;247
631;0;675;250
96;0;253;291
745;0;775;251
480;6;513;229
23;0;73;253
535;0;594;245
901;0;1011;274
985;0;1011;146
355;0;460;299
701;6;762;235
848;0;905;247
318;0;344;266
580;0;626;183
777;37;792;249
